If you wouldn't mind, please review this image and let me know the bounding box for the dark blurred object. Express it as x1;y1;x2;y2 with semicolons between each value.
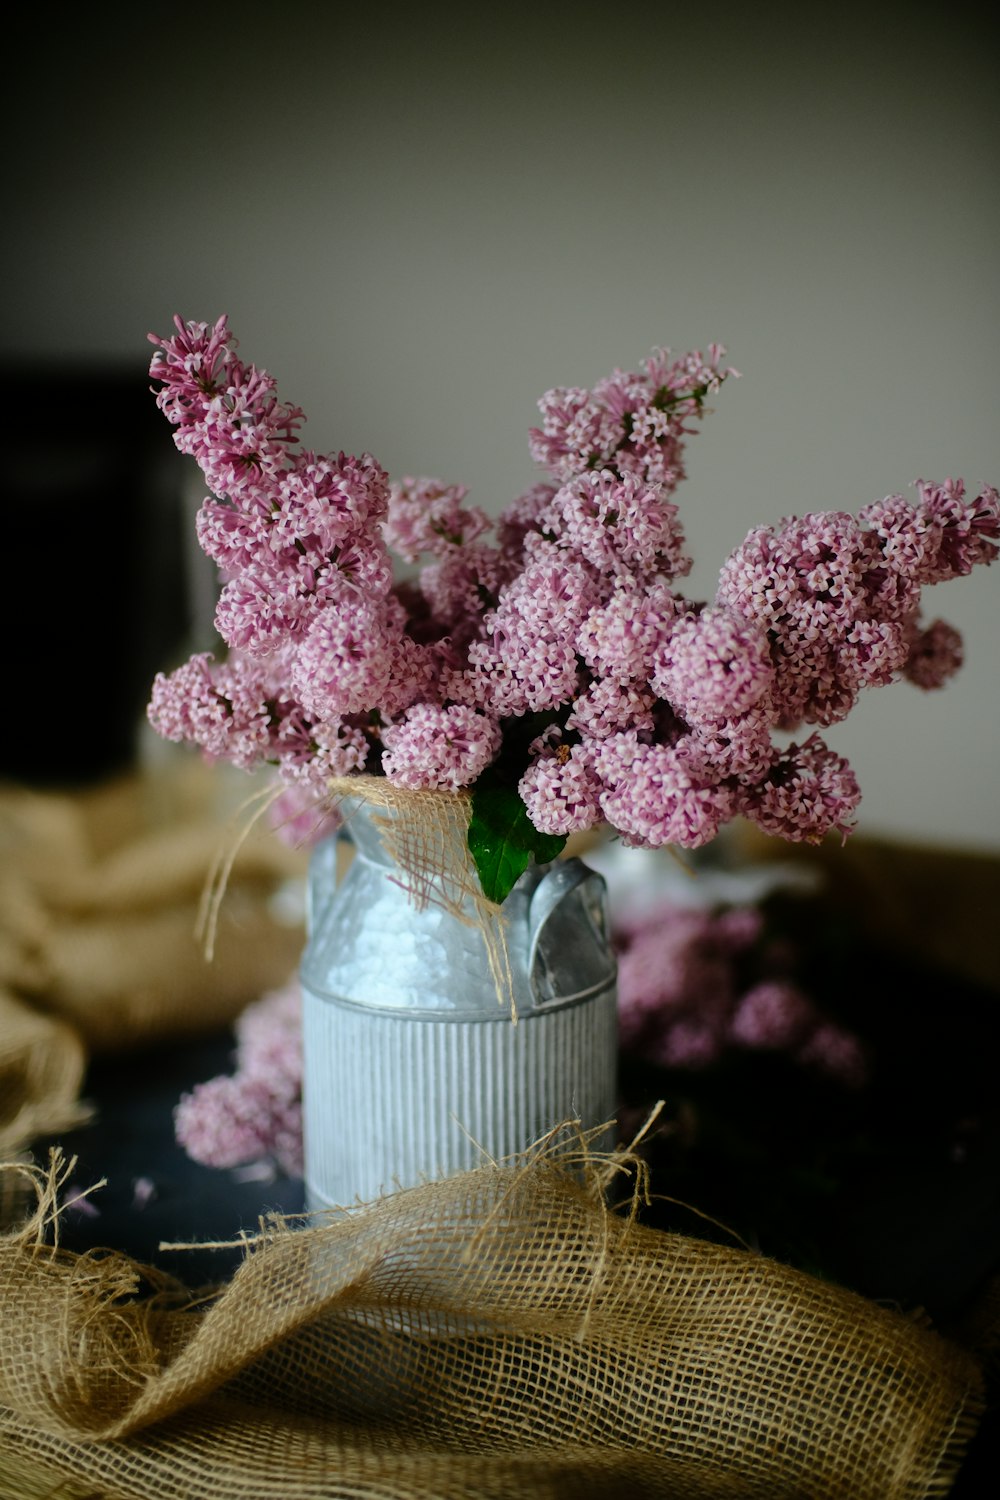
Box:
3;361;189;786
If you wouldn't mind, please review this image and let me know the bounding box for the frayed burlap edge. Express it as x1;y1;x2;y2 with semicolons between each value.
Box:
0;1135;985;1500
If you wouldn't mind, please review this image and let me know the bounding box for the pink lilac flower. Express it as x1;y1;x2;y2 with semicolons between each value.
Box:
797;1022;868;1088
290;600;399;719
533;470;691;582
381;703;503;791
909;479;1000;582
276;712;370;788
593;732;735;848
717;487;998;734
529;385;621;481
463;555;598;713
148;652;271;768
616;897;866;1085
175;1074;292;1171
153;324;303;509
147;314;236;427
196;500;268;575
148;319;995;853
567;676;656;739
528;343;734;490
651;605;774;725
494;482;559;561
675;706;775;782
518;739;602;835
214;573;306;656
903;617;964;689
729;981;815;1049
738;734;860;844
418;542;510;639
385;476;492;562
174;979;304;1176
576;581;687;684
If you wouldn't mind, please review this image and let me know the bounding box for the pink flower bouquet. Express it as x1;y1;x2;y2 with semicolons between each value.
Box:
147;316;998;901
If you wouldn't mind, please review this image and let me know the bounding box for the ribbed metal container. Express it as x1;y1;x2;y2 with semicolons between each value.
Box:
300;798;618;1212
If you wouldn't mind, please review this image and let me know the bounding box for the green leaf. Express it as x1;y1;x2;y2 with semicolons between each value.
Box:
468;778;567;905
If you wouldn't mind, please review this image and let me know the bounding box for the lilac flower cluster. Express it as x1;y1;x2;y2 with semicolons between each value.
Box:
174;978;303;1175
616;900;866;1085
148;316;999;852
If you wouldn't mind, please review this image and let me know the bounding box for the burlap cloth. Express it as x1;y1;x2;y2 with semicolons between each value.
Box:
0;1141;985;1500
0;760;308;1161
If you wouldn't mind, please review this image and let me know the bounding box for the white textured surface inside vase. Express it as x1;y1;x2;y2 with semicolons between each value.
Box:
303;987;618;1211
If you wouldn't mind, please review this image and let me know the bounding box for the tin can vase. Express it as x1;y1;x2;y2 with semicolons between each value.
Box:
299;794;618;1212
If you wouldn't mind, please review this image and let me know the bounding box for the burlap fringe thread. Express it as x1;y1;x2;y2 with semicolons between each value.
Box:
0;1138;984;1500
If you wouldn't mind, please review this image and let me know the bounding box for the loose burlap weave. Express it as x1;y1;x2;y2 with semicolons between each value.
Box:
0;1148;982;1500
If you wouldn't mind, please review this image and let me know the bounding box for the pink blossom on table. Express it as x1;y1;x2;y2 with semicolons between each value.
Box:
797;1021;868;1088
651;1020;726;1070
729;980;815;1049
518;738;602;835
617;904;737;1048
175;1074;290;1171
712;903;766;952
738;733;860;844
615;895;866;1084
237;980;302;1090
903;617;965;689
174;979;304;1176
381;703;503;791
594;732;735;849
384;476;492;562
651;605;774;725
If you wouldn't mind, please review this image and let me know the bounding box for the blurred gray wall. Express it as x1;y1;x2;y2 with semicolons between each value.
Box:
3;4;996;848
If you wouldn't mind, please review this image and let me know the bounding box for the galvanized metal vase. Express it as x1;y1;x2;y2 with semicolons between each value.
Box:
300;796;618;1212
